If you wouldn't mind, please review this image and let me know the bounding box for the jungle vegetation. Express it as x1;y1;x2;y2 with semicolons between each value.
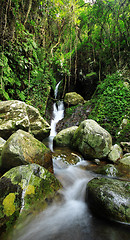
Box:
0;0;129;139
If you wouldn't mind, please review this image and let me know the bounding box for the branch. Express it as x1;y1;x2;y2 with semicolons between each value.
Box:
24;0;32;26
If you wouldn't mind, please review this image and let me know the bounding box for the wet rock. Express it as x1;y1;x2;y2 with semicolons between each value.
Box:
1;130;52;172
54;126;78;147
0;137;6;154
64;92;84;106
0;164;61;230
52;147;83;169
0;100;50;140
96;164;118;177
108;144;123;163
72;119;112;159
118;155;130;168
87;177;130;223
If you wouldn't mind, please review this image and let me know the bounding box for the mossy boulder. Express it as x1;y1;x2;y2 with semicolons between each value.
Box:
53;126;78;147
72;120;112;159
118;154;130;168
0;100;50;140
87;177;130;223
1;130;52;172
108;144;123;163
0;137;6;155
64;92;84;106
0;164;61;231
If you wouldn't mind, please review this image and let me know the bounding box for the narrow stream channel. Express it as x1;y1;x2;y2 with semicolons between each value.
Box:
12;82;130;240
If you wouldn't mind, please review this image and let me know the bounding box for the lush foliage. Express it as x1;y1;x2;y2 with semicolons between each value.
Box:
88;70;130;140
0;0;129;116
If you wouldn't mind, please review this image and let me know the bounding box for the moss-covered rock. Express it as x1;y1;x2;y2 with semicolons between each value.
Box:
0;164;61;231
0;100;50;140
64;92;84;106
87;177;130;223
118;155;130;168
0;137;6;155
108;144;123;163
53;126;78;147
72;119;112;159
1;130;52;172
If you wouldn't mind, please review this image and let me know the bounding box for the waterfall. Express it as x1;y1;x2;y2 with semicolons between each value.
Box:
13;164;94;240
49;81;64;151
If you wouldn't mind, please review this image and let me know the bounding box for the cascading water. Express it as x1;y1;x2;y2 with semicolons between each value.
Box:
10;83;130;240
49;81;64;151
11;162;130;240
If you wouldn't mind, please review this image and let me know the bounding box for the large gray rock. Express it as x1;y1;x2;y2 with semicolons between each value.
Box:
72;120;112;159
0;164;61;229
1;130;52;172
0;100;50;140
0;137;6;154
64;92;84;106
108;144;123;163
53;126;78;147
87;177;130;223
118;154;130;168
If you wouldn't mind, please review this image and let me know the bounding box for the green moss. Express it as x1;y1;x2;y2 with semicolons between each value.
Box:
24;185;35;196
116;122;130;143
3;193;16;217
88;71;130;140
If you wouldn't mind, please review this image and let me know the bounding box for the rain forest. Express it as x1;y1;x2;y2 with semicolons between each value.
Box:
0;0;130;240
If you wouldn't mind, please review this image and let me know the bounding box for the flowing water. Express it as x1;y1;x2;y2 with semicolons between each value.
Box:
49;81;64;151
12;161;130;240
9;82;130;240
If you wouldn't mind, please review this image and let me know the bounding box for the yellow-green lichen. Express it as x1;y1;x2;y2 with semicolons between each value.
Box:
3;193;16;217
25;185;35;196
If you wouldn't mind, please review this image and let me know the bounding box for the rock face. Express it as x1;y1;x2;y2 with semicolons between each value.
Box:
72;120;112;159
1;130;52;172
0;164;61;229
64;92;84;106
53;126;78;147
108;144;123;163
87;177;130;223
0;100;50;140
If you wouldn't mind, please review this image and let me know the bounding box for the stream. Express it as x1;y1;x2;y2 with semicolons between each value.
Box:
12;83;130;240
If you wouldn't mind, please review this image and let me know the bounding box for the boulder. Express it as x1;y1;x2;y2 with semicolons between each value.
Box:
118;154;130;168
1;130;52;172
0;137;6;154
87;177;130;223
108;144;123;163
53;126;78;147
0;164;61;230
0;100;50;140
64;92;84;106
72;120;112;159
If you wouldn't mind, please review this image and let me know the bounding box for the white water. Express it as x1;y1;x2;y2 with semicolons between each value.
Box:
49;82;64;151
50;101;64;137
11;82;130;240
12;161;130;240
14;164;94;240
